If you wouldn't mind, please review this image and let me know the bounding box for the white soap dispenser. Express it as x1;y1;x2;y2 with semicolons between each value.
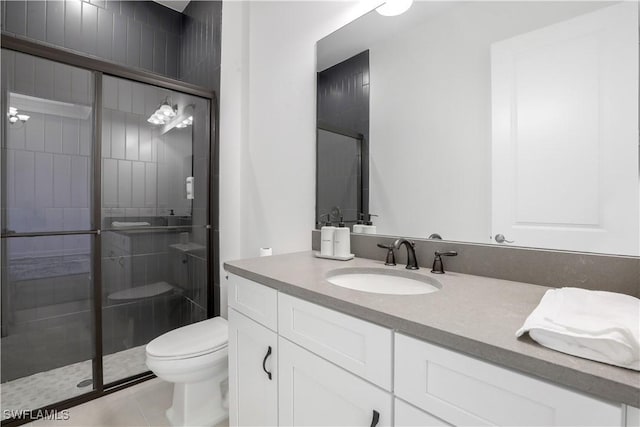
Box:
362;214;378;234
352;213;365;234
333;216;351;258
320;216;337;256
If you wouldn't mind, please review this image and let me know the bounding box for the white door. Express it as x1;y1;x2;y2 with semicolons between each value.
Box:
491;2;639;256
228;308;278;427
278;337;392;427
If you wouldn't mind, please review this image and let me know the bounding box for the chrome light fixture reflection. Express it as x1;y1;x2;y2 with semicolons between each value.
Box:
8;106;29;125
174;115;193;129
147;98;177;125
159;105;195;135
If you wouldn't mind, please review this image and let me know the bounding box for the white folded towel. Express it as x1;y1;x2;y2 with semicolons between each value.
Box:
516;287;640;371
111;221;151;228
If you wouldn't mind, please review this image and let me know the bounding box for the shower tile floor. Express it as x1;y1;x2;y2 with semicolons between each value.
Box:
1;345;148;420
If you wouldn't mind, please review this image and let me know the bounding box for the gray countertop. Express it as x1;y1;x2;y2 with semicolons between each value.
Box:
224;251;640;407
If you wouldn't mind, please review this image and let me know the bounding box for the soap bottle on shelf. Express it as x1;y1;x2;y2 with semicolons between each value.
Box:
320;215;337;256
333;216;351;258
362;214;378;234
353;213;365;234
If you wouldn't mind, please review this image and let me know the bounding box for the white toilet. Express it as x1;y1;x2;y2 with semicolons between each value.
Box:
146;317;229;427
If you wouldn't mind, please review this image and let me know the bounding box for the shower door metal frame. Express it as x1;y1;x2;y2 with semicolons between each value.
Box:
0;34;219;427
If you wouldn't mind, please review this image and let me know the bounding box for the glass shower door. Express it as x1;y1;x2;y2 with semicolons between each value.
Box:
1;49;98;418
100;75;210;385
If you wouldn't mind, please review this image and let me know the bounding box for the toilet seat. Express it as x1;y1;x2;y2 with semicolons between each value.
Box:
146;317;228;360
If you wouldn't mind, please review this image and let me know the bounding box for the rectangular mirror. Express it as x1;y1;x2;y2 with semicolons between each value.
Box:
316;1;639;256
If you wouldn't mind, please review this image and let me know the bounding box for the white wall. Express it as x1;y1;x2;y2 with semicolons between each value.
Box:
219;1;377;316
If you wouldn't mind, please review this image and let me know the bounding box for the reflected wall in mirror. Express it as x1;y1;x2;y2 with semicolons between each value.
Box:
316;1;639;256
317;50;370;225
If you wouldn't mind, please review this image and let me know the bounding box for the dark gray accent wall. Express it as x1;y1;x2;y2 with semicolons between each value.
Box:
317;51;370;138
179;0;222;93
311;230;640;297
1;0;183;79
178;1;222;318
317;51;370;224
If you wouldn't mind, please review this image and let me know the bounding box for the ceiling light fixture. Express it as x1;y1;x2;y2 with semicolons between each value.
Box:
147;98;177;125
8;106;29;125
376;0;413;16
154;104;196;135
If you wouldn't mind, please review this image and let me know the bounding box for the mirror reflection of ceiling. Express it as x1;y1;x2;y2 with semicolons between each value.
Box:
316;1;639;256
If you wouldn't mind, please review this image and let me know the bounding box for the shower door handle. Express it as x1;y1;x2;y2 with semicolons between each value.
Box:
262;346;272;380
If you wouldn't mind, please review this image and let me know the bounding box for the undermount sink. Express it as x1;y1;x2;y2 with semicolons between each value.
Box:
326;267;441;295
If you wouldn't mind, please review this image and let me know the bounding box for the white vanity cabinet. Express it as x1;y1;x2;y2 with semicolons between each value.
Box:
276;291;393;425
394;398;452;427
626;406;640;427
278;292;393;390
227;274;279;427
228;273;392;427
279;337;391;426
227;273;627;427
395;333;624;427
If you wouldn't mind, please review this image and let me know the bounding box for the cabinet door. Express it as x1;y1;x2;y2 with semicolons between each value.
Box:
279;337;392;427
228;273;278;330
228;308;278;426
395;399;452;427
278;293;392;390
627;406;640;427
395;334;623;426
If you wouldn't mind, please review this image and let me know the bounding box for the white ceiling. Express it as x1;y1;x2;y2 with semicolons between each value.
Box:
152;0;190;13
317;2;456;71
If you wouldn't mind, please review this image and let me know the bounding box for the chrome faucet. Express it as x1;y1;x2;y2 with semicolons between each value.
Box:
393;239;419;270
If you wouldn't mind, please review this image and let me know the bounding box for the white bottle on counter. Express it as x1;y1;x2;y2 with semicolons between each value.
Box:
320;221;337;256
333;217;351;257
361;214;378;234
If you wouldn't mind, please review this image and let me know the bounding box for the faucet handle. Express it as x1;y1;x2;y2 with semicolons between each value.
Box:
377;243;396;266
431;250;457;274
435;250;457;257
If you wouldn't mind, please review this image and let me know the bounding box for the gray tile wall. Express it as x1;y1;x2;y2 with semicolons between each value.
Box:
1;0;183;79
99;74;210;328
311;230;640;297
1;50;94;258
317;51;370;142
101;75;192;219
178;1;221;317
179;0;221;92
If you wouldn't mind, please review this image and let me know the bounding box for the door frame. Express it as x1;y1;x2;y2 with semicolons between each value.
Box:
0;34;219;427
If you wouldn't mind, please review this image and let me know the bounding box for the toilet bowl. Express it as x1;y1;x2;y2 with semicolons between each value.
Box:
146;317;228;427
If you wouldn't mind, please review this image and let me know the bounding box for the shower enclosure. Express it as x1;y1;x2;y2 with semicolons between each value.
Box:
0;39;216;424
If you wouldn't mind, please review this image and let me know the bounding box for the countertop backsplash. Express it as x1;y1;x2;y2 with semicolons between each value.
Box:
311;230;640;297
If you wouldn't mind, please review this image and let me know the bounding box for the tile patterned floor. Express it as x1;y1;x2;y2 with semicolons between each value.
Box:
27;378;228;427
2;346;148;420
